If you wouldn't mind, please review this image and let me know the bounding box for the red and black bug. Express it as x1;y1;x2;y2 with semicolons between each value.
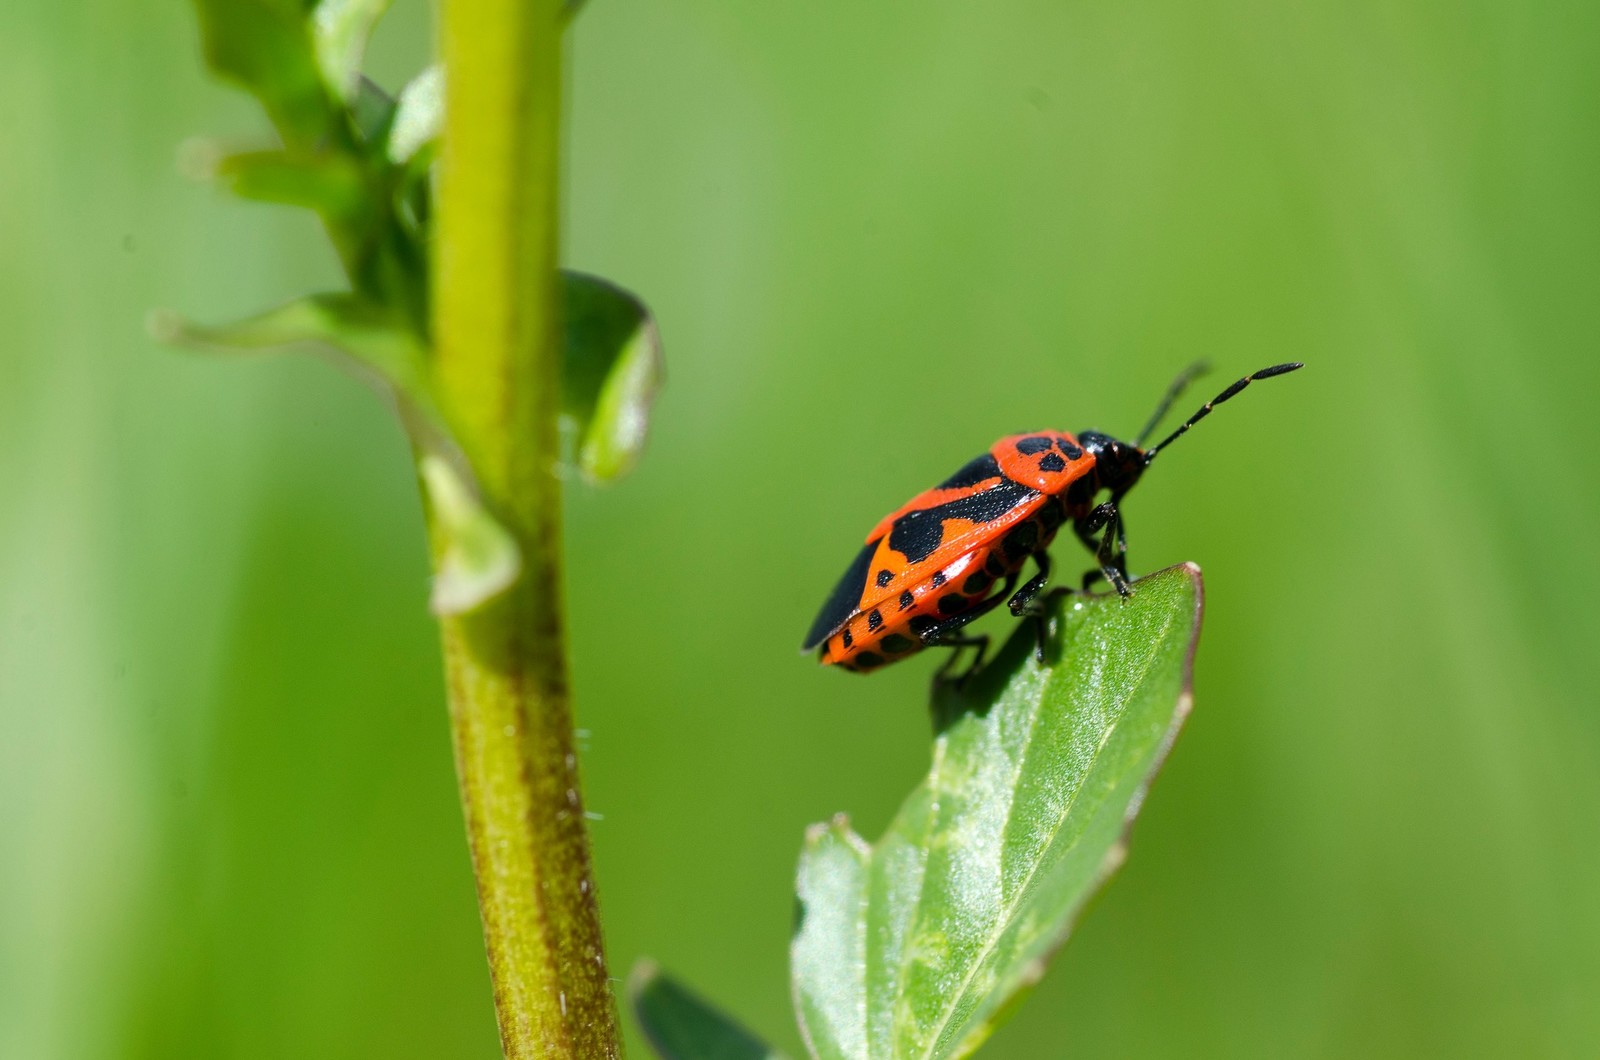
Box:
801;362;1303;675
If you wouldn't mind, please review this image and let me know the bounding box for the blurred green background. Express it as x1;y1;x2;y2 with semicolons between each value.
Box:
4;0;1599;1056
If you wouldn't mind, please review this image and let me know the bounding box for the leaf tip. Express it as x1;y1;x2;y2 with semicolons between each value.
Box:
175;136;224;183
802;812;869;852
145;308;186;345
802;818;837;846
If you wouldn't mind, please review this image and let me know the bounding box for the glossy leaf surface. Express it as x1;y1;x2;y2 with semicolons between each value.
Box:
562;272;664;483
792;565;1203;1059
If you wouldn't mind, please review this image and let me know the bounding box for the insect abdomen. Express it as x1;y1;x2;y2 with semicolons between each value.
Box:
820;501;1066;672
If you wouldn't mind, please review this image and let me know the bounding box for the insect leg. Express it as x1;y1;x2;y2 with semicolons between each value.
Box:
1006;550;1052;617
920;572;1019;682
1075;519;1106;591
931;634;990;683
1007;553;1073;665
1073;502;1130;596
1097;507;1131;597
916;572;1017;644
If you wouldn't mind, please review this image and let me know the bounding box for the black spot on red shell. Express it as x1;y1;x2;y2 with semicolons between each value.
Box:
841;629;854;650
938;593;968;615
963;570;992;594
1015;436;1054;455
930;571;946;588
1057;439;1084;459
880;633;914;655
867;609;883;632
1038;452;1067;473
909;615;938;637
899;589;915;611
854;651;884;670
985;552;1007;577
875;568;893;588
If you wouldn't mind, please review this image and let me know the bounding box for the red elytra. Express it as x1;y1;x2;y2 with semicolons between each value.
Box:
801;362;1302;675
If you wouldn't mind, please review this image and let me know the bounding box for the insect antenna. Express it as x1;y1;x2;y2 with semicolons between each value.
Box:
1135;360;1210;447
1143;362;1304;462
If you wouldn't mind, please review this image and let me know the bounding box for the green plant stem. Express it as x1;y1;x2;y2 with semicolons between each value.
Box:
430;0;620;1057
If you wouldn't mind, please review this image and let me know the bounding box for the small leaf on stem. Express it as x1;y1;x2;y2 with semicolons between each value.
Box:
149;292;428;400
562;272;664;483
191;0;339;147
211;149;367;214
420;454;523;615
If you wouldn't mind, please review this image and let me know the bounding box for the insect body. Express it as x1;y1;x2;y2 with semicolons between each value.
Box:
801;362;1302;674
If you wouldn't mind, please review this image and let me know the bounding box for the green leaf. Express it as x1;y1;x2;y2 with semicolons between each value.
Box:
148;293;428;401
418;454;522;615
630;961;788;1060
312;0;393;101
562;272;664;483
212;149;367;214
792;565;1203;1060
388;64;443;165
191;0;338;147
152;295;522;614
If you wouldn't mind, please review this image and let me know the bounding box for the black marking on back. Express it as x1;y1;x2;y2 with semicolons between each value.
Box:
875;568;893;588
1057;439;1084;460
899;589;915;611
880;633;914;655
867;609;884;632
1015;436;1054;455
1038;452;1067;473
803;537;879;650
886;479;1036;564
934;452;1002;491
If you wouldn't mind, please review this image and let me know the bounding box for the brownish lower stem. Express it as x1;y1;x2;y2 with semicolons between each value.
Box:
437;592;617;1058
